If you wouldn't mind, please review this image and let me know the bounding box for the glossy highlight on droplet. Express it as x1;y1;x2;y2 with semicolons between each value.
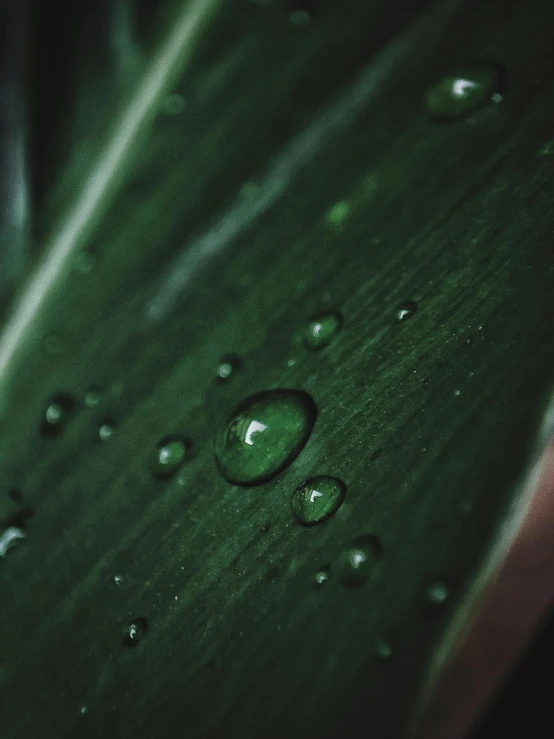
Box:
314;566;331;586
40;393;75;438
291;475;345;526
123;617;148;647
0;526;25;557
396;300;418;322
98;421;115;441
216;355;240;381
338;535;381;587
151;436;190;479
425;63;504;120
84;387;102;408
303;311;343;350
215;389;317;486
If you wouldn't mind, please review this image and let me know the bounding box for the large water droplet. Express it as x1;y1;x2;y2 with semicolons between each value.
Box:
215;389;317;485
425;63;503;120
303;311;343;350
151;436;190;479
40;393;75;437
123;617;148;647
338;535;381;587
396;300;418;322
291;475;345;525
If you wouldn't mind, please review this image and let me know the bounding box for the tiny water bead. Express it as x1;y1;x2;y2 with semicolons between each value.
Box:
216;355;240;381
98;421;115;441
426;581;450;605
396;300;418;322
303;310;343;350
289;9;311;26
215;389;317;486
338;535;381;587
425;63;503;120
113;575;124;586
84;388;102;408
123;618;148;647
375;638;393;660
315;566;331;586
40;393;75;437
151;437;191;479
291;476;345;526
326;200;351;227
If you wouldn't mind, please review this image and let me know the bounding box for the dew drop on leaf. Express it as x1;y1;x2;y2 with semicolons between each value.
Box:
123;617;148;647
425;63;504;120
291;475;345;526
303;311;343;350
151;437;190;479
396;300;418;322
215;389;317;485
338;535;381;587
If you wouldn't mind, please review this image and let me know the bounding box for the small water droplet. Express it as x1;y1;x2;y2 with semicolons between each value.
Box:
289;9;310;26
40;393;75;438
0;526;25;557
151;436;190;479
84;388;102;408
162;93;186;115
326;201;350;227
215;389;317;486
396;300;418;322
303;310;343;350
80;705;88;716
217;355;240;381
98;421;115;441
427;581;449;605
338;535;381;587
454;389;461;396
315;566;331;585
123;617;148;647
425;63;504;120
291;475;345;526
113;575;123;586
375;638;393;659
